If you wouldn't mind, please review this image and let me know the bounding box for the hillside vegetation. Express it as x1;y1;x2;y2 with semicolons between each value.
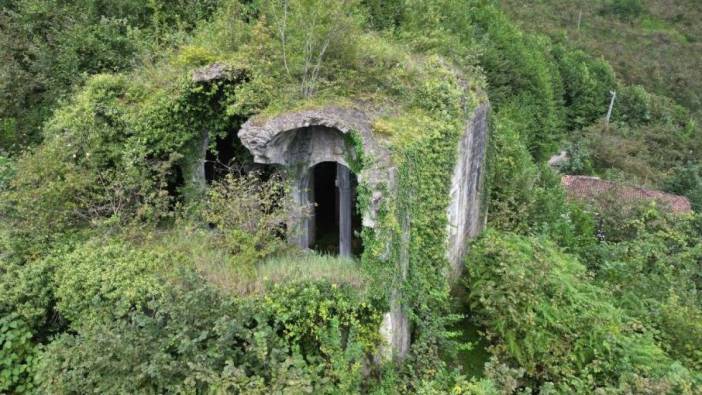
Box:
500;0;702;119
1;0;701;394
499;0;702;205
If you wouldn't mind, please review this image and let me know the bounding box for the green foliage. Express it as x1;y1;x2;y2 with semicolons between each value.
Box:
485;106;540;234
36;268;382;393
499;0;702;123
558;80;700;188
554;46;615;130
0;0;222;149
604;0;645;21
465;230;700;393
200;171;289;272
359;56;482;386
664;163;702;211
0;67;250;249
2;0;701;392
1;140;100;247
560;141;594;175
52;239;176;325
0;258;56;332
0;155;13;190
259;0;364;98
581;205;702;371
485;105;597;253
0;314;37;394
363;0;405;30
614;85;653;125
579;115;700;186
466;3;564;160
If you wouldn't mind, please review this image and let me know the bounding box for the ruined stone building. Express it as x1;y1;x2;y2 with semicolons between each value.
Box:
189;64;490;359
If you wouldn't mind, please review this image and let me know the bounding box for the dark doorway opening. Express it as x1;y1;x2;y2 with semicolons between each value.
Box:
311;162;362;257
166;165;185;207
313;162;338;253
205;134;237;182
205;131;254;182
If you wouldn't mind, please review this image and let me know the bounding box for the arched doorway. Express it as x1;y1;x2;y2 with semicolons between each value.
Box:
310;162;362;257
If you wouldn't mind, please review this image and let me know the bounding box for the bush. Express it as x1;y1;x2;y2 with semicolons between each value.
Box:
581;205;702;371
362;0;405;30
485;105;595;250
0;155;12;191
664;163;702;212
36;271;382;394
464;230;698;392
605;0;645;21
560;140;594;175
468;4;564;160
554;47;615;131
0;258;56;332
0;314;38;394
0;0;223;148
200;171;290;272
581;116;700;186
259;0;364;97
51;239;186;326
614;85;652;125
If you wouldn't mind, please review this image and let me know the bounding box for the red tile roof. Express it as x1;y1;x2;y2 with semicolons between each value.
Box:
561;175;692;214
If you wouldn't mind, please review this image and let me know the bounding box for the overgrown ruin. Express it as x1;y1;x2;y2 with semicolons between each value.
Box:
233;103;488;358
185;59;491;359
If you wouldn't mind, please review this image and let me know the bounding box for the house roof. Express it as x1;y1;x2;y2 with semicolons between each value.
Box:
561;175;692;214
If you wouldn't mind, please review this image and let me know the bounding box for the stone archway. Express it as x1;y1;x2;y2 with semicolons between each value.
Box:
238;110;376;257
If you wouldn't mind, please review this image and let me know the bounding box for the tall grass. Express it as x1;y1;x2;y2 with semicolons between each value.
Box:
164;228;367;296
202;250;368;296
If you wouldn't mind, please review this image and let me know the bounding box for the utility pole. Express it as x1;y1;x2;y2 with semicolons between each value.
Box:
577;10;582;32
605;90;617;128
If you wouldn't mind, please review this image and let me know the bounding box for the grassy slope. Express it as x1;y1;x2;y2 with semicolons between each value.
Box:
498;0;702;119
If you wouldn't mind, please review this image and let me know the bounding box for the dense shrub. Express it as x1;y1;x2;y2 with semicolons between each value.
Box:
0;65;251;249
0;313;37;394
0;155;12;190
604;0;645;21
614;85;653;125
363;0;405;30
485;104;598;253
0;258;56;332
467;3;564;160
554;46;616;131
581;205;702;371
36;270;382;394
1;0;700;392
0;0;222;149
465;230;699;393
257;0;364;98
484;106;540;234
200;171;290;272
580;117;700;186
664;163;702;212
51;240;179;325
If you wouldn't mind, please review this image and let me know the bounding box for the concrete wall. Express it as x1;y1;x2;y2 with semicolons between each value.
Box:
446;103;490;279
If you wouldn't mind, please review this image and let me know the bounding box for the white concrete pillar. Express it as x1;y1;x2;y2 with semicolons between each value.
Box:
290;167;313;248
337;164;352;257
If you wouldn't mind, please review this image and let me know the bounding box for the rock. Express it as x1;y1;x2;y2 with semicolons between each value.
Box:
192;63;233;83
548;150;570;168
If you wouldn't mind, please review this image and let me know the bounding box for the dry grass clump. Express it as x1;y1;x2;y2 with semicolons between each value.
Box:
166;228;367;296
200;248;368;296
